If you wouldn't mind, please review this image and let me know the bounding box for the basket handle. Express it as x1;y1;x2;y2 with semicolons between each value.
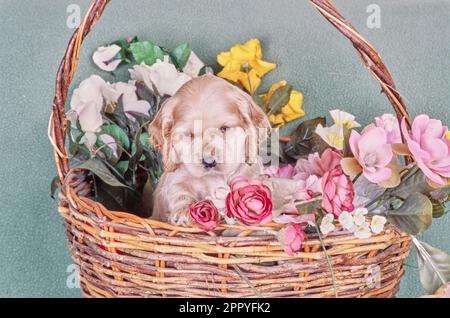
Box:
50;0;411;181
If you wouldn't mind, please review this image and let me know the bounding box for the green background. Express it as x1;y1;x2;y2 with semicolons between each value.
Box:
0;0;449;297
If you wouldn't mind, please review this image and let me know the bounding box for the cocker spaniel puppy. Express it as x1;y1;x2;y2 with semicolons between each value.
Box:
149;75;271;225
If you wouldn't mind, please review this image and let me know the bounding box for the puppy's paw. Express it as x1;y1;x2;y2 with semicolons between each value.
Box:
169;207;193;227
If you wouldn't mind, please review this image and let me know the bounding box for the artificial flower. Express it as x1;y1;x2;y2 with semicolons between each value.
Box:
182;51;205;78
102;82;151;119
353;222;372;239
346;127;395;184
265;164;295;178
401;115;450;186
353;207;368;226
315;123;345;150
330;110;361;129
295;148;342;180
70;75;105;113
277;224;307;256
338;211;355;231
92;44;122;72
370;215;387;234
189;200;220;231
264;81;305;127
225;176;273;226
321;166;355;216
76;101;103;149
99;134;118;158
129;57;192;96
217;39;276;94
375;113;402;144
320;214;335;235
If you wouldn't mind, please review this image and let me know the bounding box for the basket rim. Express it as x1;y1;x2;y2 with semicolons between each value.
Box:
50;0;413;231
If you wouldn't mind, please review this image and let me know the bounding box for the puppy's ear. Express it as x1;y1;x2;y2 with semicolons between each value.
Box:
232;88;271;165
149;97;178;172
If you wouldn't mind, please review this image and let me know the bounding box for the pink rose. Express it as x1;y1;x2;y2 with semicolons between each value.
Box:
401;115;450;186
226;177;273;226
294;148;342;179
321;166;355;216
189;200;220;231
277;224;307;256
375;113;402;144
349;127;394;183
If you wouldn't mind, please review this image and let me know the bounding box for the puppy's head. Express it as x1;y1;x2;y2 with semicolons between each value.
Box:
149;75;270;177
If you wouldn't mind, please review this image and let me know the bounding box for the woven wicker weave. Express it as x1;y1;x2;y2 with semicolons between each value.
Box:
50;0;412;298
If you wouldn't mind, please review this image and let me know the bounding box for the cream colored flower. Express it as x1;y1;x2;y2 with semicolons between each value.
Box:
330;109;361;129
353;222;372;239
315;124;344;150
70;75;105;112
370;215;387;234
129;57;192;96
353;207;369;226
92;44;122;72
182;51;205;78
320;214;335;235
102;81;150;119
338;211;355;231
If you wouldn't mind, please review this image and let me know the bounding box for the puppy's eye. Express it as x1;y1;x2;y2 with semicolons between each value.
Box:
220;126;229;133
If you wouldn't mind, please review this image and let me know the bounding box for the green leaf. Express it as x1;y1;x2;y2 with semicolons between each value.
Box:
282;117;328;162
130;41;164;65
386;192;433;235
170;42;191;69
50;176;60;200
139;132;152;152
413;238;450;294
74;158;132;189
115;160;129;175
268;85;292;115
101;124;130;150
252;95;265;110
390;169;432;200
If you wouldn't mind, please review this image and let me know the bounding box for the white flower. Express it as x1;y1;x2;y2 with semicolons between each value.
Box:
315;124;344;150
330;109;361;129
129;57;192;96
370;215;387;234
353;222;372;239
353;207;369;226
102;81;150;119
320;214;335;235
338;211;355;231
70;75;106;113
92;44;122;72
99;134;118;158
182;51;205;78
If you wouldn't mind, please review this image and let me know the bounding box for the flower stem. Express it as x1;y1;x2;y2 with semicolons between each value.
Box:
314;223;339;298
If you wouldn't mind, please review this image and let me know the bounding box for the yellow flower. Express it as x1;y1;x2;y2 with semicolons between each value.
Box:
217;39;276;94
446;130;450;140
264;81;305;127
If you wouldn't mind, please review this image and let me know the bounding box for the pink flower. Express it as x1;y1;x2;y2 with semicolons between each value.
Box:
375;113;402;144
226;177;273;226
401;115;450;186
349;127;393;183
277;224;307;256
293;148;342;193
189;200;220;231
321;166;355;216
265;164;295;178
294;148;342;179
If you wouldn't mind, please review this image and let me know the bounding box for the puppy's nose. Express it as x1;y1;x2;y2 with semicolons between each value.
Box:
202;156;217;169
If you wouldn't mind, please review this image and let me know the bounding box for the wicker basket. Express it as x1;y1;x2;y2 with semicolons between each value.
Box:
50;0;413;298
